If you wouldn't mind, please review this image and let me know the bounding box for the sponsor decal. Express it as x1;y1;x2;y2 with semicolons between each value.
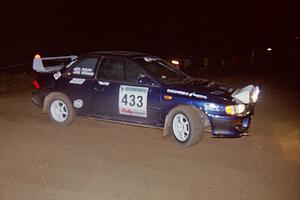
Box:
72;67;94;76
73;67;81;74
53;71;61;80
98;81;110;86
119;85;149;118
167;89;207;99
69;78;86;84
81;67;94;76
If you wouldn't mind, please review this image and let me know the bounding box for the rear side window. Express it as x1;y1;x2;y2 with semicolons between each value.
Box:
98;58;141;83
99;58;125;81
70;57;98;78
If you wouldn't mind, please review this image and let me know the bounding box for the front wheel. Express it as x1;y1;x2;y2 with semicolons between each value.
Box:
169;106;205;147
46;93;75;125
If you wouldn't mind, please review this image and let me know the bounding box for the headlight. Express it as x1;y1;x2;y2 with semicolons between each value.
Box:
250;86;260;103
225;104;245;115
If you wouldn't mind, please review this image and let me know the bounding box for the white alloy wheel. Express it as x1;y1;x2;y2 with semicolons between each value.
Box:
172;113;190;142
50;100;69;123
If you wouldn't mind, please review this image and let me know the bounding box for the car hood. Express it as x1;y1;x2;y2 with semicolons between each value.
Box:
165;78;235;103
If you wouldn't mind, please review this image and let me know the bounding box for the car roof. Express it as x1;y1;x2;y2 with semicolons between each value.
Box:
81;51;153;59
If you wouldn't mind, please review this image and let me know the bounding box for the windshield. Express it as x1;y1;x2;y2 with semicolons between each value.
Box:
134;57;191;84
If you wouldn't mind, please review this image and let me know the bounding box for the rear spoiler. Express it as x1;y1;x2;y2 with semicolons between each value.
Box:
231;85;260;104
33;55;78;73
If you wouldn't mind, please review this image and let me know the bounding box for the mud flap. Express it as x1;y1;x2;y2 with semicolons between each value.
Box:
163;113;171;136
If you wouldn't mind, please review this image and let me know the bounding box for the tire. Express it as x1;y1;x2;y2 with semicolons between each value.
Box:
45;92;75;125
168;105;205;147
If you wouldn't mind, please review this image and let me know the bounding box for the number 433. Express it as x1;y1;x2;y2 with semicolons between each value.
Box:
121;94;143;107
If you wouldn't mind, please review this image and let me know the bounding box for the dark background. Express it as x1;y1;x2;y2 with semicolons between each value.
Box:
0;1;299;76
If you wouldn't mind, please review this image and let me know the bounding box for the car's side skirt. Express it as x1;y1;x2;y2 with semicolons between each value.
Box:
84;116;164;129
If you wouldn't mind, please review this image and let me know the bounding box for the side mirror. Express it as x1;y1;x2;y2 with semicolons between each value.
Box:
137;74;155;86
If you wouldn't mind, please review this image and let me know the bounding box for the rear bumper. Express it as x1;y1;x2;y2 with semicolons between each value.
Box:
208;112;253;137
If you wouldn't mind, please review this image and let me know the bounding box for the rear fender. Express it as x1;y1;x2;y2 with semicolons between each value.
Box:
42;92;71;113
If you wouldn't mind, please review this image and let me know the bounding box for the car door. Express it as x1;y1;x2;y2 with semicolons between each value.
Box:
90;57;162;126
55;56;100;116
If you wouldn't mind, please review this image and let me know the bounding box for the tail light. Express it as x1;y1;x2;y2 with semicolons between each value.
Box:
33;80;40;89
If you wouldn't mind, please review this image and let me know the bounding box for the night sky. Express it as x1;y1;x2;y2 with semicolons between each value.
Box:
0;1;299;69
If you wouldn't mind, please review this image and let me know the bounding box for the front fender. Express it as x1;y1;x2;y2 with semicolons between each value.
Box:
162;105;210;136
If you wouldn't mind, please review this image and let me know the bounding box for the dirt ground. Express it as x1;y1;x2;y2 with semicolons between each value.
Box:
0;77;299;200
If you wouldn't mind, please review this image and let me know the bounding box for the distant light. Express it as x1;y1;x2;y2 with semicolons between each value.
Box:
35;54;41;59
171;60;180;65
296;36;299;40
266;48;272;52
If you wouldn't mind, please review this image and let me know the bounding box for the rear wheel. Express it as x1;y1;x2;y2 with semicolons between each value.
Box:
169;106;205;147
46;93;75;125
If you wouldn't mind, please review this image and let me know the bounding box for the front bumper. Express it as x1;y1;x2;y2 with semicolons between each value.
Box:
208;112;253;137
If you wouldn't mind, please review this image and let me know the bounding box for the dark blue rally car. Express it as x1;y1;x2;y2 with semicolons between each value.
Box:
32;51;259;147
